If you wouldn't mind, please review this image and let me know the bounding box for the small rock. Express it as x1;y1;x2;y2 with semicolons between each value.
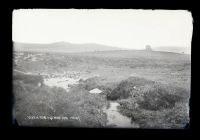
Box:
89;88;102;94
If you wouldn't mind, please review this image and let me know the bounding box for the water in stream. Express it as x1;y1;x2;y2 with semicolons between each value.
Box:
103;102;139;128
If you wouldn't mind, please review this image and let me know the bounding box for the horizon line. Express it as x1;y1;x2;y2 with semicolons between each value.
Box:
13;41;190;49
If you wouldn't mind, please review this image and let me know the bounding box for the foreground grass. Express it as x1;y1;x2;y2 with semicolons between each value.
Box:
13;72;190;128
13;73;107;127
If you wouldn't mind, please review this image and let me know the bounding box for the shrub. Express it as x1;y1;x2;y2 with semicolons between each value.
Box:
117;81;190;128
138;84;184;111
79;77;100;91
119;99;189;128
107;77;155;100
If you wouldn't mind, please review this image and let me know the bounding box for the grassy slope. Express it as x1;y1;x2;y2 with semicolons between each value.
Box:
15;50;190;88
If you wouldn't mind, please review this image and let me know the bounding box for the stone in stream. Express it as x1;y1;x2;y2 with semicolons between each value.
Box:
89;88;102;94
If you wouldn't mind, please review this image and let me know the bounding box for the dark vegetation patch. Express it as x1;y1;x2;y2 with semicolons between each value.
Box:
13;72;43;86
106;77;155;100
79;77;101;91
137;84;187;111
114;77;190;128
13;73;107;127
119;101;189;128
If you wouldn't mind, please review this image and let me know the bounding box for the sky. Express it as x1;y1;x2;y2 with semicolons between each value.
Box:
12;9;193;50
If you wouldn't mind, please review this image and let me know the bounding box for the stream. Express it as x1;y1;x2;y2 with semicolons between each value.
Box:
103;102;139;128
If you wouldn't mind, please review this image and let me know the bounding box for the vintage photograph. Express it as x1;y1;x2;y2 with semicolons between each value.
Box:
12;9;192;128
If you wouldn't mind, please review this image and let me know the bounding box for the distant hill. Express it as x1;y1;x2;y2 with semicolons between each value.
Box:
13;42;122;53
152;46;191;54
